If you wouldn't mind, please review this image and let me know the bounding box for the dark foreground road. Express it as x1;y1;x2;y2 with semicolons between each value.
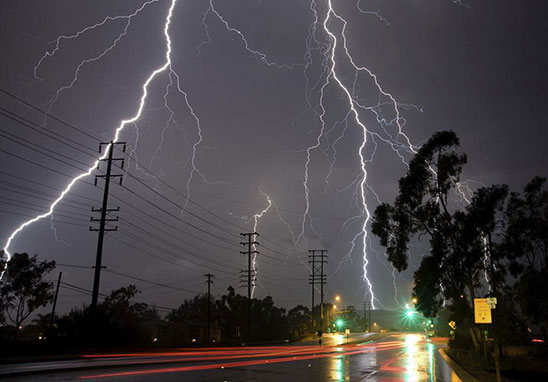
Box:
0;333;470;381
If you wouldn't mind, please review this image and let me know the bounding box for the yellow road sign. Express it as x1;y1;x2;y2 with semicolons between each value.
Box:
448;320;456;330
474;298;492;324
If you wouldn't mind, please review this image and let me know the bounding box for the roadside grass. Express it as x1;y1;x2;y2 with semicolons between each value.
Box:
448;344;548;382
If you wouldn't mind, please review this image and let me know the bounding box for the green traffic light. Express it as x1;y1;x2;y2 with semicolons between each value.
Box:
406;310;414;317
336;319;344;328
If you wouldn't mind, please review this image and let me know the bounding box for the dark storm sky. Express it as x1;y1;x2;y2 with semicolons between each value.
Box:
0;0;546;315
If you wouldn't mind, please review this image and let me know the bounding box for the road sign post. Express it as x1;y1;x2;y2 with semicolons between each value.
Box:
474;298;492;324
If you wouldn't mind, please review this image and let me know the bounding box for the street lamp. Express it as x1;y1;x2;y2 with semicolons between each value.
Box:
335;295;341;302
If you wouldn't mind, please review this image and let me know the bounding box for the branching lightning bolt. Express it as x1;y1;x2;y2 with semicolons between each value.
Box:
1;0;179;278
35;0;160;114
3;0;477;313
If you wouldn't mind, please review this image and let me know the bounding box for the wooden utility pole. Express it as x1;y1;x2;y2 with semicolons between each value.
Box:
49;271;62;332
205;273;214;342
240;232;259;343
89;141;125;346
308;250;327;331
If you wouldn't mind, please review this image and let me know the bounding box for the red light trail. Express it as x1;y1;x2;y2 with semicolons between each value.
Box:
80;341;408;379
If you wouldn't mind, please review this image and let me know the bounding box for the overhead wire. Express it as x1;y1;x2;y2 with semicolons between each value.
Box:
0;89;316;251
0;90;313;277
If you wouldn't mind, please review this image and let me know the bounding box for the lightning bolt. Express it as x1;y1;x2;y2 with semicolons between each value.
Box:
226;189;304;298
3;0;475;313
207;0;302;71
356;0;390;26
294;0;430;309
249;190;272;297
1;0;179;278
197;0;402;308
34;0;160;114
319;0;377;307
202;0;471;309
49;214;70;247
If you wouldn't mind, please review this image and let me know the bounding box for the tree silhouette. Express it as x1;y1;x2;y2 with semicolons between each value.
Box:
372;131;509;350
0;252;55;337
504;177;548;335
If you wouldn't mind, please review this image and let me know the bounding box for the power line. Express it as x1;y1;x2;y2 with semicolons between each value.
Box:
1;107;240;246
0;170;100;203
0;143;240;253
120;218;238;271
103;268;200;294
116;229;238;275
0;129;94;169
0;91;335;254
0;169;305;272
0;170;237;256
0;94;315;278
0;107;97;156
0;148;85;179
55;262;203;292
0;92;247;235
59;280;176;312
0;206;89;226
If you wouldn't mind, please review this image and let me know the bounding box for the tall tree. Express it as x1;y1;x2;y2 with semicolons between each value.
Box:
372;130;469;308
504;177;548;335
0;252;55;337
371;131;508;350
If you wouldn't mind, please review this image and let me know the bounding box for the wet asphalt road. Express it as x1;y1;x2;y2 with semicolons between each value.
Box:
0;333;467;381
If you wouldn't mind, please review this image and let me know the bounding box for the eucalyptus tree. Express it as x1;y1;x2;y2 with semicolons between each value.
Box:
372;131;508;350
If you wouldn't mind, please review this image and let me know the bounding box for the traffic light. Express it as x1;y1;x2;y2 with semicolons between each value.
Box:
336;319;344;329
406;310;414;317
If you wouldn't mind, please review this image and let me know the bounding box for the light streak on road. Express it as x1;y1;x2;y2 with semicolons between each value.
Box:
79;340;407;380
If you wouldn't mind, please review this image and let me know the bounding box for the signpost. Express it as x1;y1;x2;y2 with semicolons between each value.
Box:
475;296;499;382
474;298;492;324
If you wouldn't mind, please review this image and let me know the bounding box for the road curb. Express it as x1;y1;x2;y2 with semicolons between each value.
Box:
439;347;479;382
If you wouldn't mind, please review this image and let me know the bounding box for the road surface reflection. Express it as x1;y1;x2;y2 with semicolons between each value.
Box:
76;333;464;381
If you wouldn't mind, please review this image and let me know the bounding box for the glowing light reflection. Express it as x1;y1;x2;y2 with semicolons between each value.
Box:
334;334;345;345
427;342;434;382
404;334;421;382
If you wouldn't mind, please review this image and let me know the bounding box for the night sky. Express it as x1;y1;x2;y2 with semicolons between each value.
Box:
0;0;546;316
